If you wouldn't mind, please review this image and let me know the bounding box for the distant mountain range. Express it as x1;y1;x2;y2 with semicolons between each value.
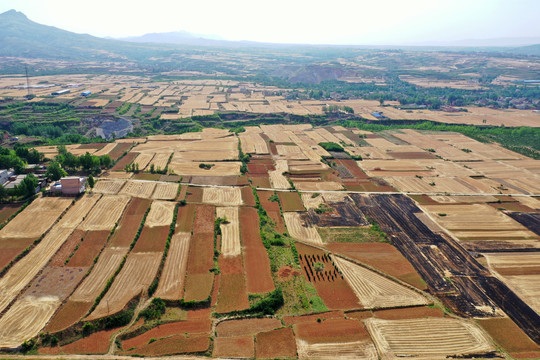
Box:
0;9;539;62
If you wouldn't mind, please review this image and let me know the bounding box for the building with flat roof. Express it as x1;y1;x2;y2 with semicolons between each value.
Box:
60;176;86;195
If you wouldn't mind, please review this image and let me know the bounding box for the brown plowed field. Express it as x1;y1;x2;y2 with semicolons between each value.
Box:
0;203;22;224
48;229;86;266
122;319;211;350
216;206;241;257
176;204;196;232
183;273;214;302
119;180;156;198
219;255;244;275
296;243;359;310
0;197;72;238
108;142;133;160
365;317;495;359
193;204;215;234
87;252;162;320
145;200;176;227
66;230;110;267
326;243;427;290
93;179;125;194
216;273;250;313
155;232;191;300
249;175;271;188
151;182;179;200
213;335;255;358
255;327;297;359
478;317;540;356
108;198;151;247
44;300;93;333
78;195;130;231
216;318;282;337
186;186;203;203
283;310;345;325
239;207;274;293
111;151;138;170
39;328;116;355
121;333;209;356
0;237;35;269
241;186;256;206
186;233;214;274
132;225;169;253
279;191;305;211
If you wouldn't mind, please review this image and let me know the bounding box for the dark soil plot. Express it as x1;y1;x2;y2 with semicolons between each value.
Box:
175;204;196;232
44;300;92;333
332;163;354;179
0;237;35;269
294;318;370;344
219;255;244;275
249;175;271;188
506;212;540;236
216;273;250;313
67;230;110;267
160;174;182;182
283;310;345;326
111;151;138;170
478;317;540;355
247;163;268;175
326;243;427;290
373;306;444;319
296;243;360;310
328;151;350;159
132;173;161;181
305;200;369;228
216;318;283;337
388;151;437;159
241;186;256;206
186;233;214;274
213;336;254;358
132;226;169;253
122;320;211;350
109;198;151;247
278;191;304;212
108;142;133;161
183;273;214;302
335;159;369;179
239;207;274;294
121;334;209;356
49;229;86;266
185;186;203;203
24;266;86;300
192;204;215;234
39;328;116;355
78;142;107;150
255;327;297;359
0;203;22;224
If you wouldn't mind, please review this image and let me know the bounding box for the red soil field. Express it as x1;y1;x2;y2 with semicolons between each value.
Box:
249;175;271;188
44;300;93;333
78;142;107;150
187;308;212;320
213;335;254;358
334;159;369;179
67;230;110;267
255;327;297;359
346;310;373;320
241;186;256;206
39;328;116;355
185;186;203;203
248;163;267;174
269;142;278;155
122;334;209;356
278;191;305;212
108;142;133;161
219;255;244;275
326;242;427;290
257;190;286;233
373;306;444;319
0;203;22;224
294;318;370;344
122;320;211;350
0;237;35;269
239;207;274;293
184;273;214;302
186;233;214;274
111;151;138;170
132;225;169;253
478;317;540;356
283;310;345;326
192;204;215;234
176;203;196;232
177;184;188;201
108;198;151;247
49;229;86;266
216;273;250;313
296;243;360;310
216;318;283;337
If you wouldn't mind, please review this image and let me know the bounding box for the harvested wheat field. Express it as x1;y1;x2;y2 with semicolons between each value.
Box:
296;339;377;360
294;181;344;191
145;200;176;227
216;207;241;257
332;256;428;308
132;152;154;170
202;187;243;206
152;182;179;200
269;159;290;189
119;180;156;198
147;152;171;171
0;197;72;238
283;212;323;245
168;161;241;176
57;193;101;228
87;252;162;320
78;195;130;231
0;296;61;348
155;232;191;300
365;317;495;359
93;179;125;194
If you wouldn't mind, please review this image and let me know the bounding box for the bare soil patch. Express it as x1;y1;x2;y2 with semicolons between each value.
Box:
255;327;297;359
213;335;254;358
67;230;110;267
132;225;169;253
216;318;282;337
39;328;116;355
193;204;215;234
121;333;209;356
216;273;250;313
44;300;92;333
478;317;540;355
279;191;305;212
122;320;211;350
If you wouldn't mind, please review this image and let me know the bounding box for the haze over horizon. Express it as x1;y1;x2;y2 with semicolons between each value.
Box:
1;0;540;46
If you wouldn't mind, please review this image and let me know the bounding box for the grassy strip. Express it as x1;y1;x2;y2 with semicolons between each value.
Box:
147;202;180;297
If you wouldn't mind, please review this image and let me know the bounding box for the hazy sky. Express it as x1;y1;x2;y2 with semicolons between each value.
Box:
1;0;540;45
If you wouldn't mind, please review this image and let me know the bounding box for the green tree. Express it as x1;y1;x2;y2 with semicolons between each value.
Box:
87;175;95;189
16;174;38;198
45;162;67;181
0;184;8;202
99;155;112;169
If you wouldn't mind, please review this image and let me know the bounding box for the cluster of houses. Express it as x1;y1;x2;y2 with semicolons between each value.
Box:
0;167;86;196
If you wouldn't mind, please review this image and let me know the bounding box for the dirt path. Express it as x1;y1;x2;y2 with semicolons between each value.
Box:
107;296;152;355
